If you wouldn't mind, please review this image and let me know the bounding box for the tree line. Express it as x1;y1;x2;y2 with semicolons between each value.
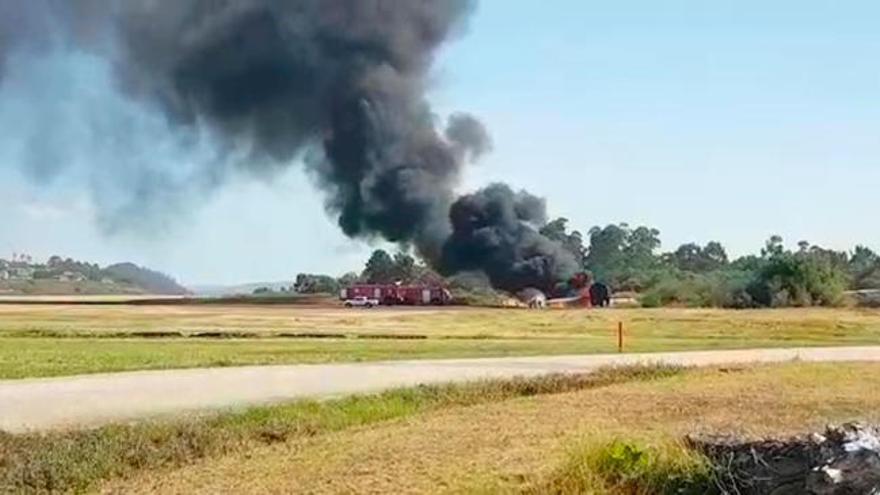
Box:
294;250;443;295
542;220;880;308
295;219;880;308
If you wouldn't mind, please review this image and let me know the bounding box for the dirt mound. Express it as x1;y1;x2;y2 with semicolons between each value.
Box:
690;423;880;494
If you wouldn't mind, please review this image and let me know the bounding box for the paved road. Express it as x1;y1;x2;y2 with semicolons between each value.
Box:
2;346;880;433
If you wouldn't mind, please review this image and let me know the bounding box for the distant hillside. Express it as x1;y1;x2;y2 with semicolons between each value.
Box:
0;256;188;296
0;279;147;296
103;263;189;295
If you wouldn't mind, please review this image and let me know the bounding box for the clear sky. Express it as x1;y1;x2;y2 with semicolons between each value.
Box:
1;0;878;286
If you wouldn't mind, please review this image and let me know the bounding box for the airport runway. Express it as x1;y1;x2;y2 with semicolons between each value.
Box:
3;346;880;432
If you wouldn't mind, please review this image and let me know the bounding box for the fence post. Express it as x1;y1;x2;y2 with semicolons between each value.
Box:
617;321;624;353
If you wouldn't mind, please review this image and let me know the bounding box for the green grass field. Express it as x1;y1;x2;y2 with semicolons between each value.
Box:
0;337;611;379
1;304;879;378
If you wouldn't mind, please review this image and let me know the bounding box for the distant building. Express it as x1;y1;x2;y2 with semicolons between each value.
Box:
59;271;87;282
0;269;8;281
7;264;34;280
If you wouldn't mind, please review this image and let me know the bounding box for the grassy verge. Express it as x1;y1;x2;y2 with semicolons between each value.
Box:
0;364;682;493
0;336;621;379
2;306;880;379
533;437;715;494
4;332;880;381
3;305;880;340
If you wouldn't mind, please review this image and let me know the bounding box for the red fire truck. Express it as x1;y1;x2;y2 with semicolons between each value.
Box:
340;284;452;306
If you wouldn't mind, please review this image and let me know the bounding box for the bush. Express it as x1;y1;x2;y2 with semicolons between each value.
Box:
535;437;715;494
745;252;847;307
639;291;662;308
637;251;848;309
640;277;702;307
294;273;340;294
638;270;754;309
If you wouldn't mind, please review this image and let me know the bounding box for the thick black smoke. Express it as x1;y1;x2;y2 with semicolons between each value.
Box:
441;184;579;293
109;0;486;261
0;0;578;293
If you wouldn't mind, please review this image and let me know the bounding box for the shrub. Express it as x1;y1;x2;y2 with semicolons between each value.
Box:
536;438;716;494
745;252;848;307
639;271;754;309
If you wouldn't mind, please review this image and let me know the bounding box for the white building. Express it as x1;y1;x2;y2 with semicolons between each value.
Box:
59;271;87;282
8;264;34;280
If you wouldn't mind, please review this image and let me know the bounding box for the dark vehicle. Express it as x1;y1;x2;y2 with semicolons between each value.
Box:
589;283;611;307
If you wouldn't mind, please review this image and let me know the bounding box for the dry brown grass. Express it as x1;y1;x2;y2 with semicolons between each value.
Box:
0;366;680;493
104;363;880;494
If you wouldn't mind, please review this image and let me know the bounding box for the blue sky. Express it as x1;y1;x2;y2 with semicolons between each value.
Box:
1;0;879;285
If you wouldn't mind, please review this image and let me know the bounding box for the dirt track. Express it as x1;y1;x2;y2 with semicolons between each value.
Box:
2;346;880;433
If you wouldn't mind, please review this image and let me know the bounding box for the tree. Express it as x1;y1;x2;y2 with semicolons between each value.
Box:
746;240;848;307
337;272;361;288
625;226;661;264
584;224;628;285
540;217;586;266
585;223;663;290
850;246;878;273
703;241;729;268
361;249;397;284
294;273;340;294
392;252;416;283
850;245;880;290
762;235;785;258
667;241;728;273
667;243;701;272
410;263;445;285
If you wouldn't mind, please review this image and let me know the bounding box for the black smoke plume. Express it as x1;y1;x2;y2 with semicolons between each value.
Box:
441;184;579;293
0;0;578;293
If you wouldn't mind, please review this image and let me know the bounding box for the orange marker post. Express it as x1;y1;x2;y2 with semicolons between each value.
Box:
617;321;624;353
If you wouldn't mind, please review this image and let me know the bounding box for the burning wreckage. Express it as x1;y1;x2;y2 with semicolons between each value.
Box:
339;273;611;309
